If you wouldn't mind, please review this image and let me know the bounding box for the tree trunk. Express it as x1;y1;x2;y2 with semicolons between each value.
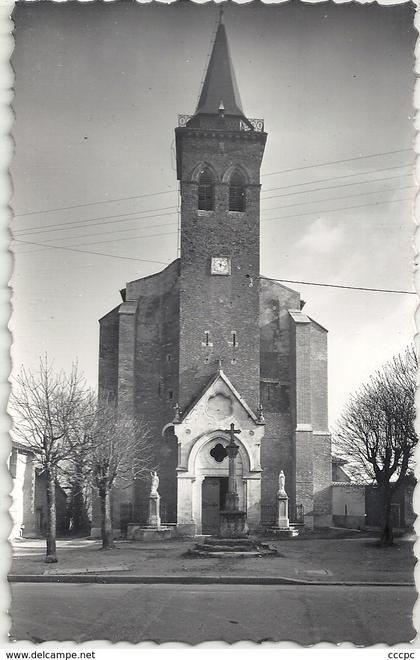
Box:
99;487;114;550
45;466;58;563
379;486;394;546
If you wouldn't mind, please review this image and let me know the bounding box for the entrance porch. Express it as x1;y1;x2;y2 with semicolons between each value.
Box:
176;431;261;536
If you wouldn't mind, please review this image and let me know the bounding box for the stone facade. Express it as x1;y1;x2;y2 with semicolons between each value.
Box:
9;441;68;539
9;441;36;538
94;19;332;536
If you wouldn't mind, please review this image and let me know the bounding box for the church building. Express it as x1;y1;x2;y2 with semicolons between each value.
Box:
94;17;332;537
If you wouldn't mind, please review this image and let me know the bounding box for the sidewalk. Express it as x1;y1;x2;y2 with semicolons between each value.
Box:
9;532;416;585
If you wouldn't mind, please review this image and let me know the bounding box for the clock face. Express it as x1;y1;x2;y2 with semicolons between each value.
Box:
211;257;231;275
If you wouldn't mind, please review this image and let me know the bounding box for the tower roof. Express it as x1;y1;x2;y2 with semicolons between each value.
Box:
195;19;244;117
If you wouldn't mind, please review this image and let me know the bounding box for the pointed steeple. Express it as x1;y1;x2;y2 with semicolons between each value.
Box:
195;13;244;117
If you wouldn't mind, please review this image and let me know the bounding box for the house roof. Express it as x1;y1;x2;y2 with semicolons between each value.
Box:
195;18;244;117
332;482;367;488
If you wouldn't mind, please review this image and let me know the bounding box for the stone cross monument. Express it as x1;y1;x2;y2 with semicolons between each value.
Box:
219;422;248;538
224;422;241;511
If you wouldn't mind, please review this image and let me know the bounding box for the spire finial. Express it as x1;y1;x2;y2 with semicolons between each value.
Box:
218;358;223;371
218;5;224;25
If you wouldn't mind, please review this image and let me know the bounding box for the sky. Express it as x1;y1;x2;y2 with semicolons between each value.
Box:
9;0;416;424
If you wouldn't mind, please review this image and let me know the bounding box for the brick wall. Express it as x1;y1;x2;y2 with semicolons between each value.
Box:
129;261;180;524
309;321;328;432
310;322;331;525
98;306;120;400
177;129;266;412
96;262;180;527
259;279;301;519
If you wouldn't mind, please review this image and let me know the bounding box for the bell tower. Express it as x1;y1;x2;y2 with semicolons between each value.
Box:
175;14;267;411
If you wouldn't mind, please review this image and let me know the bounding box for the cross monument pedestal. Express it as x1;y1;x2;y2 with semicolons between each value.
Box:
219;423;248;538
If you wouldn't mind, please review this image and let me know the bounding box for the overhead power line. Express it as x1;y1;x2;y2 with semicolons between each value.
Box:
14;170;413;239
40;230;179;250
12;222;180;254
13;184;413;251
15;222;179;245
260;276;415;295
262;184;414;215
261;148;412;178
261;196;413;224
13;238;170;265
261;164;413;196
13;189;178;219
13;209;179;238
262;173;413;203
13;237;414;295
12;149;413;219
13;194;411;256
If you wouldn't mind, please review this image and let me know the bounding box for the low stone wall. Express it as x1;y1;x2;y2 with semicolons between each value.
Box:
333;514;365;530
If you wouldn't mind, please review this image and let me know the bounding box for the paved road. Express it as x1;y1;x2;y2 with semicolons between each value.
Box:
9;583;416;645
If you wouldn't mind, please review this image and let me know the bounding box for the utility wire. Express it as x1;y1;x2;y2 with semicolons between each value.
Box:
13;237;414;295
13;164;412;236
262;196;413;224
13;238;170;265
261;148;412;178
261;164;413;196
12;150;413;219
13;206;178;236
13;194;412;255
13;183;414;250
24;230;179;251
262;173;413;203
262;184;414;215
14;170;413;238
13;189;178;219
260;275;415;295
15;221;179;244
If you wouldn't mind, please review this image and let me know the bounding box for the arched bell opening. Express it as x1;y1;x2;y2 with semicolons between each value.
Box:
228;171;246;212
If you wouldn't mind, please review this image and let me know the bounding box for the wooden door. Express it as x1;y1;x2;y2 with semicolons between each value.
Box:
202;478;220;535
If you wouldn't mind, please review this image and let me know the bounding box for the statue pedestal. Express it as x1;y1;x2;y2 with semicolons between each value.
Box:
265;492;298;538
277;493;289;529
147;493;161;528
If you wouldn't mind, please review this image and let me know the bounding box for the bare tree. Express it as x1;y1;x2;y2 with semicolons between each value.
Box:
334;345;417;545
58;390;97;535
9;358;89;562
79;399;154;550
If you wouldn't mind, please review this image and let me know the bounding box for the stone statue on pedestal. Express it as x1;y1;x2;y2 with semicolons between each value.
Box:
278;470;286;497
148;471;161;528
276;469;289;529
150;471;159;497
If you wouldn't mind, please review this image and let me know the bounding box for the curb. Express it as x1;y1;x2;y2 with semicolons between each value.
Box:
7;574;415;587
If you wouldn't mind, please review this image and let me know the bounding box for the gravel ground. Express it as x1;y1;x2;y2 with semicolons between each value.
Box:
9;532;415;583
